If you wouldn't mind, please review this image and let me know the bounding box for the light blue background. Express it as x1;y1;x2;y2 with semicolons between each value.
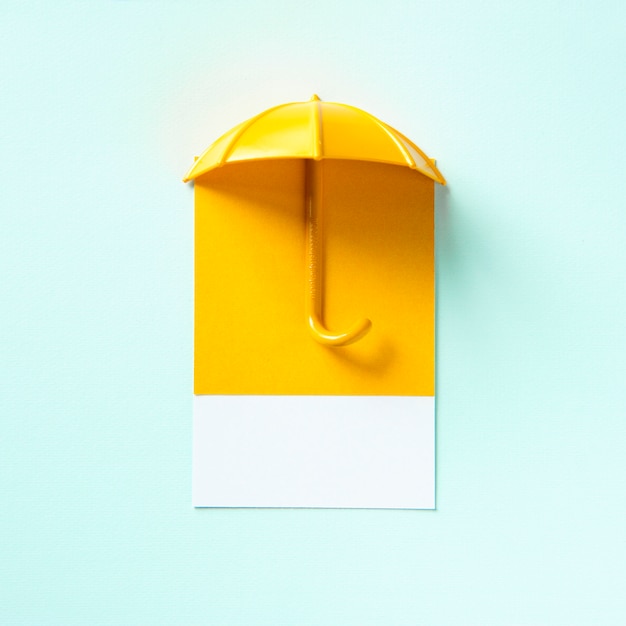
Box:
1;1;625;624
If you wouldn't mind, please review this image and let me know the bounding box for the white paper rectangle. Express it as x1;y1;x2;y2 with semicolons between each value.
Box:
193;395;435;509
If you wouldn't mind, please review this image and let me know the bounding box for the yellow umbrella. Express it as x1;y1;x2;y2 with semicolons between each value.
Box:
184;95;446;346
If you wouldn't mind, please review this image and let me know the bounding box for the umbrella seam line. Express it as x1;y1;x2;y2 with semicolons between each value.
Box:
218;103;292;166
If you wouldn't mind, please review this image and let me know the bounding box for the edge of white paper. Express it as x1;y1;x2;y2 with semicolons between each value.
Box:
193;395;435;509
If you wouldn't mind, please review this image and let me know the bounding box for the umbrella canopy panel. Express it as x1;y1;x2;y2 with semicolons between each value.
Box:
183;96;446;184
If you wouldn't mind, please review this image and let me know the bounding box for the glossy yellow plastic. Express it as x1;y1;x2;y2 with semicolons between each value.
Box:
185;95;445;348
183;95;445;184
306;158;372;345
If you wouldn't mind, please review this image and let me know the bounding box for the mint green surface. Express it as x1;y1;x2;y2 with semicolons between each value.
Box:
1;2;625;624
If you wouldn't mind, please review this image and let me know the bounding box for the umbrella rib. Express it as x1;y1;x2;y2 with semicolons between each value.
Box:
385;123;447;185
338;104;417;169
331;103;445;183
217;102;292;166
370;118;417;169
311;96;323;159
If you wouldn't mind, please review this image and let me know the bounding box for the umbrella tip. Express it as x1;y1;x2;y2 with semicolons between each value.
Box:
310;94;321;101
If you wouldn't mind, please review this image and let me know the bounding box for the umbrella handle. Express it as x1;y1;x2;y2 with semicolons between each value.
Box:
306;159;372;347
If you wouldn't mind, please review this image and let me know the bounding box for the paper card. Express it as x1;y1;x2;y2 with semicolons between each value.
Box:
191;152;437;508
193;395;435;509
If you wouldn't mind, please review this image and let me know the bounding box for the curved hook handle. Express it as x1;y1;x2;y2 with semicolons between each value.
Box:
305;159;371;347
308;312;372;346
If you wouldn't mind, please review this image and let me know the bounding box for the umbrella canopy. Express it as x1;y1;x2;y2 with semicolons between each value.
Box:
185;96;445;347
183;95;445;184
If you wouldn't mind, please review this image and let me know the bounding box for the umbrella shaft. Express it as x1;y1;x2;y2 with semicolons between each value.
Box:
306;159;323;320
304;160;371;346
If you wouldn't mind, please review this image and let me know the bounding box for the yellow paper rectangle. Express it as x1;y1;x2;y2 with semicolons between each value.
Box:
194;159;434;396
